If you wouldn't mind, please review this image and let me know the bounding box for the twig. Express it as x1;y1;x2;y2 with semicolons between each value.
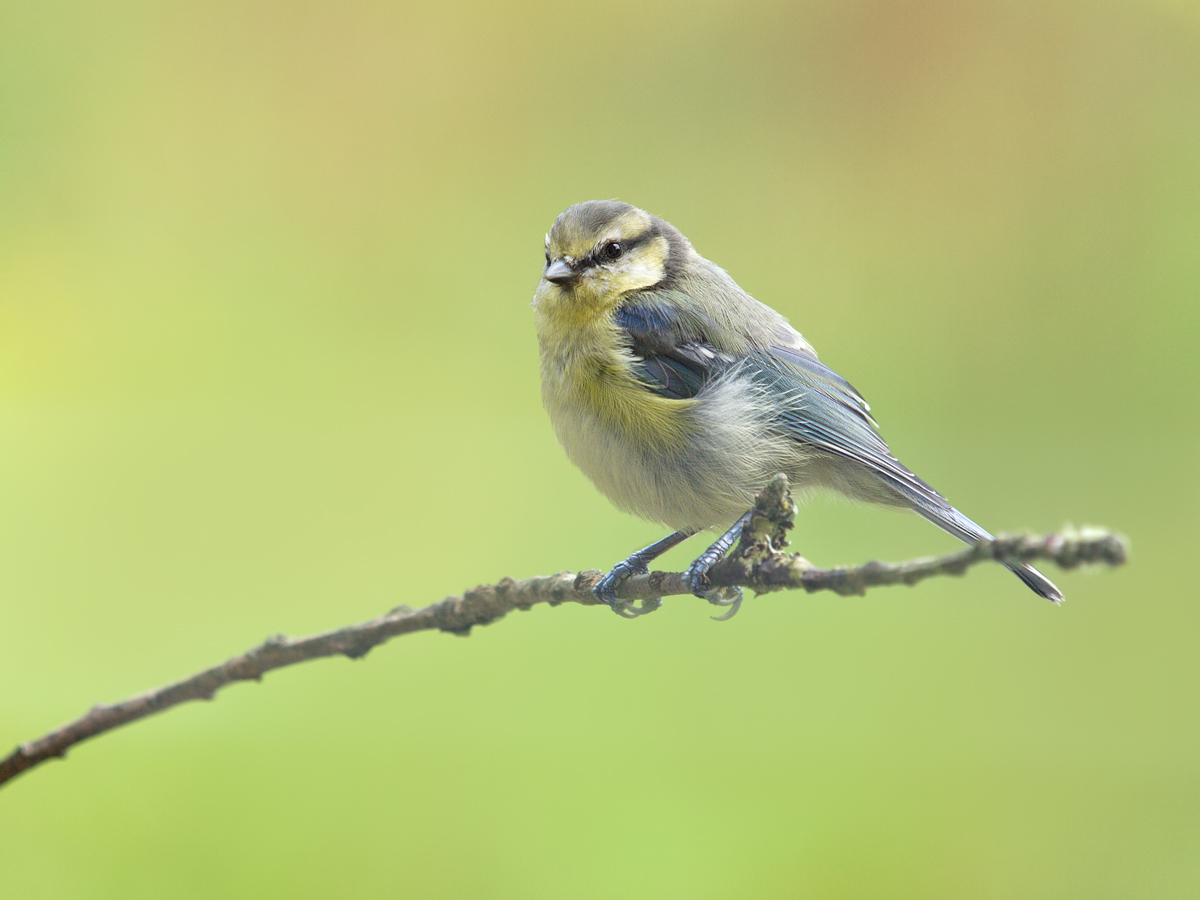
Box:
0;475;1126;789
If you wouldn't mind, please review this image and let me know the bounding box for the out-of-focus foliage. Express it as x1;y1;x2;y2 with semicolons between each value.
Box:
1;2;1196;897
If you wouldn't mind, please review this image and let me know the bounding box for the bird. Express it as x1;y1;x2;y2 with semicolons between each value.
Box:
532;199;1061;617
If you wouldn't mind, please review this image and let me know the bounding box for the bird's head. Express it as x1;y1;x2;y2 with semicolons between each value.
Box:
535;200;681;315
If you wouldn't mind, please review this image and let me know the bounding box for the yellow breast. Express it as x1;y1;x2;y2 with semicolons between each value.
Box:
536;308;692;451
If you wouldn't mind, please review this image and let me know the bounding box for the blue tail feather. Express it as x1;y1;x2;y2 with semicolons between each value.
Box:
899;479;1063;603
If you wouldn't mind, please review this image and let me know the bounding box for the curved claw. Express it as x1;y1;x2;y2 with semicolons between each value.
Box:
707;587;744;621
613;597;663;618
707;586;743;607
685;571;746;620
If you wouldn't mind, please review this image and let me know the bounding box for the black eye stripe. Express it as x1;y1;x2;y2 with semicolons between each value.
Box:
582;229;655;268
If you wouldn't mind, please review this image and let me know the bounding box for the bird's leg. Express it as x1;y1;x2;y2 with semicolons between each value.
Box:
594;530;696;617
685;512;753;619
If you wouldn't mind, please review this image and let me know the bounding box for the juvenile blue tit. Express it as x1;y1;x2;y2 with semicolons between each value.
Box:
533;200;1061;617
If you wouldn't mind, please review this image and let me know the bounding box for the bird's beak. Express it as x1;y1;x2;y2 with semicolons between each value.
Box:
544;258;577;285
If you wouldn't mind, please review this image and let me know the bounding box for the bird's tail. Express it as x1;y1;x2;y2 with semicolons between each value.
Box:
911;500;1062;603
873;465;1063;603
1006;560;1063;603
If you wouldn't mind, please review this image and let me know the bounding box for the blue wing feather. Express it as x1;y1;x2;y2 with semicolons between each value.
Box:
614;303;733;400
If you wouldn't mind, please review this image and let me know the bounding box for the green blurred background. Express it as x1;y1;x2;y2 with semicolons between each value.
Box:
1;1;1196;896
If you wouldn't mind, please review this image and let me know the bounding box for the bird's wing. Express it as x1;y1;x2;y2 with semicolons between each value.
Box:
615;300;951;513
614;303;736;400
615;300;879;452
758;344;885;457
758;344;958;514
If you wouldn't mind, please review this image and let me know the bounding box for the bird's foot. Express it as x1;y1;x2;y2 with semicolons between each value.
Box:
593;560;662;618
684;560;745;621
684;511;753;620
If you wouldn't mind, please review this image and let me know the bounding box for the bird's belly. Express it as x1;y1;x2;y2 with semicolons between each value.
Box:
544;368;804;531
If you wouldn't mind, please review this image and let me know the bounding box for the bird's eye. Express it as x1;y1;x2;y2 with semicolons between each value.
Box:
601;241;624;261
544;250;551;267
